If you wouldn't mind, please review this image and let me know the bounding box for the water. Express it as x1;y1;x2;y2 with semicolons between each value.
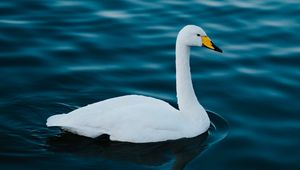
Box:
0;0;299;169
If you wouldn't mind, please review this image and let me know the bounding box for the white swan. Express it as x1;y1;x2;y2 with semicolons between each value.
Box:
46;25;222;143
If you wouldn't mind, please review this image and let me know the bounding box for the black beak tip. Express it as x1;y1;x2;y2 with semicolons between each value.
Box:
215;47;223;53
212;42;223;53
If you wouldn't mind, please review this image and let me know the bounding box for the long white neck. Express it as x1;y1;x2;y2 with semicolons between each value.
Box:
175;38;201;113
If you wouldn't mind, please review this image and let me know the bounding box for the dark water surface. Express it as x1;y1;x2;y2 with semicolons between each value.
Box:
0;0;299;170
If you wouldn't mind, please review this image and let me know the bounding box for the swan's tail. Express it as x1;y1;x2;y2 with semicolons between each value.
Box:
46;114;103;138
46;114;66;127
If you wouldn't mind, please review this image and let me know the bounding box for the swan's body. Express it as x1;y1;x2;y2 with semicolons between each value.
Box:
47;95;207;143
47;25;222;143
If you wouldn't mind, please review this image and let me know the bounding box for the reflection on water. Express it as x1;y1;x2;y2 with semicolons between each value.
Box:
47;111;228;170
48;133;207;170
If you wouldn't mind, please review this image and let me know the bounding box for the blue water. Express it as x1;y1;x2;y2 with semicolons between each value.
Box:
0;0;299;170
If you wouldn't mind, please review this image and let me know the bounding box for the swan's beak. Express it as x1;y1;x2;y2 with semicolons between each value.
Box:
201;36;223;53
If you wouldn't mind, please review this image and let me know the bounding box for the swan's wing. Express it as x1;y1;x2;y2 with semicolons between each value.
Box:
47;95;183;140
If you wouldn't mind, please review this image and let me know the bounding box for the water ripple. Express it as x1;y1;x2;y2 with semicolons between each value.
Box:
0;0;300;170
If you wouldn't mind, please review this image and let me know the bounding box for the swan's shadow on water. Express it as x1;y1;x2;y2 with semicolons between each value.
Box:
46;111;228;170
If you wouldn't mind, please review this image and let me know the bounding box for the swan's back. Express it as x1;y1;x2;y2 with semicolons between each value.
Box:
47;95;189;142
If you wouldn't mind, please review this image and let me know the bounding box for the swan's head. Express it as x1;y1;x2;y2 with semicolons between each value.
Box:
178;25;222;53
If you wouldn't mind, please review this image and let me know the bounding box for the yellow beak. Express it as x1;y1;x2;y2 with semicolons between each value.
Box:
201;36;222;53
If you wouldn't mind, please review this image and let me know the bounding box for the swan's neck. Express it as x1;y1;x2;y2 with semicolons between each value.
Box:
175;40;201;113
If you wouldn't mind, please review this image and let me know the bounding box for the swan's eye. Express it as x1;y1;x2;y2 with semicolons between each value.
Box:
197;34;201;37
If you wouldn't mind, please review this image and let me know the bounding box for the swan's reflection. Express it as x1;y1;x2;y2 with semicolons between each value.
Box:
47;132;208;170
47;111;229;170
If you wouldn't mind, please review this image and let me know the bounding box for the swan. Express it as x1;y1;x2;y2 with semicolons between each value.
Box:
46;25;222;143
